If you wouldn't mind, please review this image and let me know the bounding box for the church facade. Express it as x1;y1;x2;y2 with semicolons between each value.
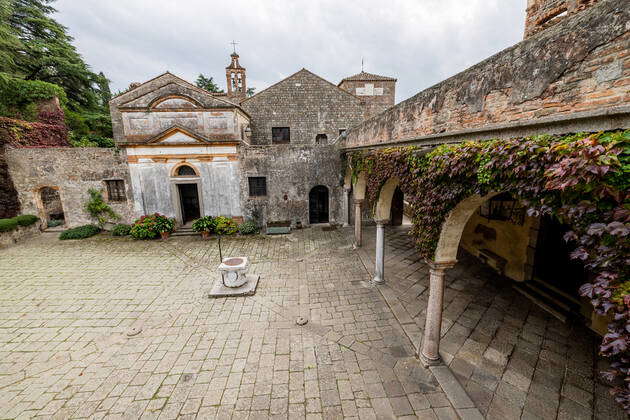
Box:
108;54;396;227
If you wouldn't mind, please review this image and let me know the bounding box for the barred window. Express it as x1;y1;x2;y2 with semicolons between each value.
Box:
177;165;196;176
272;127;290;144
105;180;126;202
248;177;267;197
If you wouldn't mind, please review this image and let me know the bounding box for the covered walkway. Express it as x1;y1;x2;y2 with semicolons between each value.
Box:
353;225;625;419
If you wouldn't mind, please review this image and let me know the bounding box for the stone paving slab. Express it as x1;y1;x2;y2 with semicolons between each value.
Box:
0;229;457;419
358;225;626;420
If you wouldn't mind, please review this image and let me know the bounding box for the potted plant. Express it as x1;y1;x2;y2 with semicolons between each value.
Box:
192;216;216;239
154;214;175;240
213;216;238;236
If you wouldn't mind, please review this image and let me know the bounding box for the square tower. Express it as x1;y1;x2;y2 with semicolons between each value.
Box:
226;52;247;102
338;71;397;119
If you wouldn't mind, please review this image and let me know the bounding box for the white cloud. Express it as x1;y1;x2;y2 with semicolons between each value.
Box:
55;0;526;102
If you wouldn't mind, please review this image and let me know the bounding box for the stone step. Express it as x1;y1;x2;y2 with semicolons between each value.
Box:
513;279;582;323
172;230;199;237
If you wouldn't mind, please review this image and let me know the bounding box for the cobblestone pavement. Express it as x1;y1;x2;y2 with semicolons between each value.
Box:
1;228;463;419
357;225;626;420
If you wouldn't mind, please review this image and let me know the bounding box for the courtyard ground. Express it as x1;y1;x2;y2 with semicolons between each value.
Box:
0;227;624;419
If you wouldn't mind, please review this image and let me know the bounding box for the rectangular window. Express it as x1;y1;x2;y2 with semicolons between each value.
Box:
105;180;126;202
248;177;267;197
272;127;290;144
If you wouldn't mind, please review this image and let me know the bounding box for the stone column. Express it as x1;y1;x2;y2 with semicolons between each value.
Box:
342;187;351;227
354;199;363;247
420;261;456;366
372;220;387;284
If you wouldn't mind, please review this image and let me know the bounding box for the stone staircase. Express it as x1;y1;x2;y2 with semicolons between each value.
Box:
513;277;583;323
172;226;198;237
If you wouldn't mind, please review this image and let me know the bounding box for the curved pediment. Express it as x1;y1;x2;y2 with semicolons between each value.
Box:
151;95;201;109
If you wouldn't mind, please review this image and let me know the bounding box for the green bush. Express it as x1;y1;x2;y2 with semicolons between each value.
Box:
191;216;216;233
130;213;174;240
59;224;101;240
85;188;119;227
111;224;131;236
214;216;238;235
238;220;259;235
14;214;39;226
0;218;18;232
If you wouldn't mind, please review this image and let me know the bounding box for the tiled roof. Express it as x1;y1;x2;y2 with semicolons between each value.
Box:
339;71;397;84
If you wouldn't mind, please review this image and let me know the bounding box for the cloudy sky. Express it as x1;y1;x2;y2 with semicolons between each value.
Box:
55;0;526;103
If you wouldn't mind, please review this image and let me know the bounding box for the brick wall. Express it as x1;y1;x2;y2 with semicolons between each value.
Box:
241;69;365;145
524;0;599;39
343;0;628;150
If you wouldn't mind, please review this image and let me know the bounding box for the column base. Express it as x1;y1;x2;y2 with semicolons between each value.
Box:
372;276;384;285
419;352;442;368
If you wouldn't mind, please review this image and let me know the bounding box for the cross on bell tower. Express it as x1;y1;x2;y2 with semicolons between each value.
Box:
226;41;246;102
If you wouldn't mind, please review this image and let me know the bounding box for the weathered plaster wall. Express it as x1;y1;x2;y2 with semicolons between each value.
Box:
239;145;343;226
343;0;628;150
460;212;536;282
0;221;42;248
5;148;135;227
128;160;241;221
110;72;246;145
241;69;365;145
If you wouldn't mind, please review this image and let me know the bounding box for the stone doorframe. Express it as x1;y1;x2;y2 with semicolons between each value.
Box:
170;178;204;226
33;185;64;225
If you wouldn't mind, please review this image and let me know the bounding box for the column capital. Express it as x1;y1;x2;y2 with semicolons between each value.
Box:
427;260;457;271
374;219;389;226
343;186;352;192
354;199;364;205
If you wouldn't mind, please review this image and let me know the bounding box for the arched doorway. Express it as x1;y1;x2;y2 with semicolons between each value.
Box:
172;163;201;224
309;186;329;224
40;187;64;226
390;186;404;226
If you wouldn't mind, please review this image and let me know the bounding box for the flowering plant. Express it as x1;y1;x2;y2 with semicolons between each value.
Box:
130;213;175;239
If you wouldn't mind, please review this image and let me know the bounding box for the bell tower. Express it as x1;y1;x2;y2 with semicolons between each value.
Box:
226;47;246;102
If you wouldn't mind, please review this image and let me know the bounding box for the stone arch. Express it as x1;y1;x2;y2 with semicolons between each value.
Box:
171;162;200;177
434;192;500;263
374;177;400;221
37;186;65;225
150;95;202;109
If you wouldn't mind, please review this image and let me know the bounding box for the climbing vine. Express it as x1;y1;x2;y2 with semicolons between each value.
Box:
349;131;629;411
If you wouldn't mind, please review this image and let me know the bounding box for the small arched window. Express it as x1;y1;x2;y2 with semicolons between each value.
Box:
316;134;328;145
177;165;197;176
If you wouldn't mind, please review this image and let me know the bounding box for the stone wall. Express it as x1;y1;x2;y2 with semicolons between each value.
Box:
0;221;42;248
5;148;135;227
239;145;343;227
343;0;628;150
338;78;396;119
241;69;365;145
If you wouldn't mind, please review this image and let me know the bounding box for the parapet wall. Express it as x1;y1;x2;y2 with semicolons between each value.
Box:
342;0;628;150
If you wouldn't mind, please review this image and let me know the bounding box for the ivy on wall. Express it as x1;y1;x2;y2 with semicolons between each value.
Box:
349;131;629;411
0;116;68;148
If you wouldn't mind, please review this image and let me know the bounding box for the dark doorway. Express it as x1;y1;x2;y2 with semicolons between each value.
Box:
534;215;588;298
40;187;64;225
390;186;404;226
177;184;200;223
309;185;329;224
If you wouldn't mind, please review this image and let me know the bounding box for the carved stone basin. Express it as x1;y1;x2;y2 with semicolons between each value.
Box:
218;256;249;288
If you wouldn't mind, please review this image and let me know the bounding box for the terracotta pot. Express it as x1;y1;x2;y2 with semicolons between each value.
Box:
201;231;211;240
160;231;170;240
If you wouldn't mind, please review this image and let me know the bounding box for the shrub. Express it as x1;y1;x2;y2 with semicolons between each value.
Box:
14;214;39;227
59;224;101;240
191;216;216;233
214;216;238;235
130;213;174;240
0;218;18;232
238;220;259;235
85;188;119;227
111;224;131;236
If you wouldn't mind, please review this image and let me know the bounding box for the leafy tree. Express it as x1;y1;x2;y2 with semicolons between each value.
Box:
0;0;21;73
246;87;256;97
195;74;223;93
